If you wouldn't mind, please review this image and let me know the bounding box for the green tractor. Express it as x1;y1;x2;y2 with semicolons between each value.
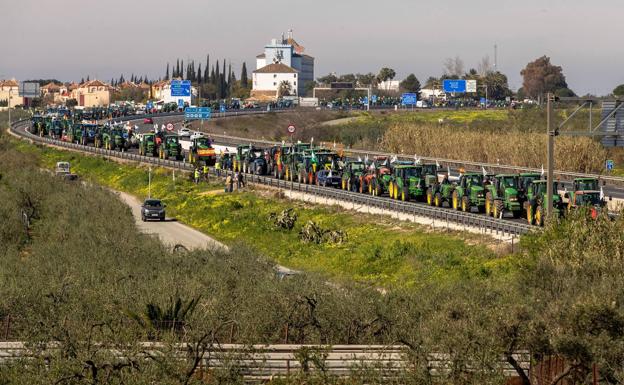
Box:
388;163;438;202
341;161;366;191
524;180;563;226
102;128;127;151
485;174;523;218
187;136;216;166
518;172;542;201
158;135;183;160
451;172;487;212
387;165;423;201
426;175;455;207
30;115;45;136
279;143;311;180
138;133;158;157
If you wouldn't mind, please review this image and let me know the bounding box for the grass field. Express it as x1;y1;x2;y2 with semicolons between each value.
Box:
12;138;518;288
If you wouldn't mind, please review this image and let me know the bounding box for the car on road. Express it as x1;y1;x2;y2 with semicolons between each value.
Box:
143;117;154;124
178;127;192;137
141;199;166;221
315;169;342;187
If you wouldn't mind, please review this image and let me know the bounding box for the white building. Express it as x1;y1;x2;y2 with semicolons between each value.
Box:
420;88;447;100
377;80;400;92
252;31;314;98
253;63;299;98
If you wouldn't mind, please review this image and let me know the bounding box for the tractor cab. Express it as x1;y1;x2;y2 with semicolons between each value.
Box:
460;173;484;189
519;173;542;198
573;178;599;192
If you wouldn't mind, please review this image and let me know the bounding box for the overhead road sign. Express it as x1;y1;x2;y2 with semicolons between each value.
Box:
19;82;40;97
171;80;191;97
401;93;417;106
185;107;212;120
330;82;354;89
443;79;466;93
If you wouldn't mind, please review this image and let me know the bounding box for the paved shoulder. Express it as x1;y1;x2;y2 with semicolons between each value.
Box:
115;190;228;252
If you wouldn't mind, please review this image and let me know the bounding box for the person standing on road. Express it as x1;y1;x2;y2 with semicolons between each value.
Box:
203;164;209;182
194;168;200;184
238;171;245;189
228;173;234;192
234;171;240;190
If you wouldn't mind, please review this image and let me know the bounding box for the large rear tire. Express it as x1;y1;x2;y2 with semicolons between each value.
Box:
452;191;459;210
434;192;442;207
461;196;469;212
535;205;544;226
426;189;433;206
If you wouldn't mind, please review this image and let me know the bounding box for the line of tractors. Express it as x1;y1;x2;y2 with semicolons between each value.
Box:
30;115;216;166
29;114;607;227
217;141;608;226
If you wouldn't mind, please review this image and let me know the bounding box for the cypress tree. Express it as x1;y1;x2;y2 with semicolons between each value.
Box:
240;62;248;88
197;63;202;84
86;75;90;81
215;61;220;86
227;63;232;86
204;55;210;83
165;63;169;80
180;60;184;79
175;59;180;78
210;66;216;86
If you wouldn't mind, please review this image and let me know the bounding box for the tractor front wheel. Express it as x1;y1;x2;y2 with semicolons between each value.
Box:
527;204;534;225
434;192;442;207
426;189;433;206
452;192;459;210
401;189;408;202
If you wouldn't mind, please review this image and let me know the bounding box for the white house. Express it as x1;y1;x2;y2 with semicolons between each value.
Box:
252;63;299;98
252;31;314;98
377;80;400;92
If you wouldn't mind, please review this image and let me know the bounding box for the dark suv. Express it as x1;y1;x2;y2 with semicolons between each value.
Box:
141;199;166;221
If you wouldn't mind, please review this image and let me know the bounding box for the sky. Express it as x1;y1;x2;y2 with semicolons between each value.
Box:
2;0;623;95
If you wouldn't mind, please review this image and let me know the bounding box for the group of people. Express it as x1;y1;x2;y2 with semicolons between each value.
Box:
224;171;245;193
192;164;245;193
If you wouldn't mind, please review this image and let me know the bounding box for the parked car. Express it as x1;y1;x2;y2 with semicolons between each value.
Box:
141;199;166;221
178;127;192;137
143;117;154;124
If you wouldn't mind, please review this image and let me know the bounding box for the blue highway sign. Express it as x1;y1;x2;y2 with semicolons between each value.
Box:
185;107;212;120
401;93;417;106
443;79;466;93
171;80;191;97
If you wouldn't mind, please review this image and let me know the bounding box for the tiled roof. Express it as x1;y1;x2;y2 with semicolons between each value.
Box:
0;79;19;87
253;63;298;74
256;53;266;58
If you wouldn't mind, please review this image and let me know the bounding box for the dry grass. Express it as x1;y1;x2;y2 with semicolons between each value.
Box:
382;123;609;173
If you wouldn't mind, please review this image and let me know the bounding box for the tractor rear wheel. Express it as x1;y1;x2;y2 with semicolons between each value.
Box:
309;171;314;184
434;192;442;207
401;189;408;201
426;189;433;205
535;206;544;226
527;204;534;225
341;179;346;190
485;193;492;216
388;182;394;198
452;192;459;210
493;200;504;219
461;196;469;212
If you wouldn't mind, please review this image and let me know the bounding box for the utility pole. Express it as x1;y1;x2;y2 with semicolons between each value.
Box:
546;92;554;218
7;89;11;128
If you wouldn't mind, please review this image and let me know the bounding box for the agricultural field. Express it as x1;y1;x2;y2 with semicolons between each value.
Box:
12;137;512;288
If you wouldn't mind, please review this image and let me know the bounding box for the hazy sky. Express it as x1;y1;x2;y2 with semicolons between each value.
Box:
2;0;623;95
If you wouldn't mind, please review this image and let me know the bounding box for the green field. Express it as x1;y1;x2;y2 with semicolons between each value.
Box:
13;138;517;288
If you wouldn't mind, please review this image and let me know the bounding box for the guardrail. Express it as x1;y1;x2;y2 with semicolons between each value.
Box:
0;342;530;380
201;132;624;188
11;119;533;237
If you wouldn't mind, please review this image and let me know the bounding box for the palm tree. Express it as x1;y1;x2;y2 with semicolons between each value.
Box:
278;80;292;97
